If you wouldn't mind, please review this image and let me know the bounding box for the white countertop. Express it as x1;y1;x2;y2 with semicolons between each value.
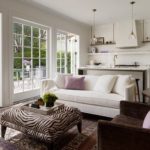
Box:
79;66;149;71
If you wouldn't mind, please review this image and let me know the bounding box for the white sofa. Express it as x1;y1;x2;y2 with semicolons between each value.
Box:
40;74;136;118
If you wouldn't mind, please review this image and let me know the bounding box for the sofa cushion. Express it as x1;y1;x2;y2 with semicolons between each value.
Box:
84;75;99;90
113;75;131;96
53;89;124;109
54;73;72;89
143;111;150;129
65;76;85;90
93;75;117;93
112;115;143;127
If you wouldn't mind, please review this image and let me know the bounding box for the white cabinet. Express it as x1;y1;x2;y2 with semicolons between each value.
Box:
116;20;138;48
143;20;150;41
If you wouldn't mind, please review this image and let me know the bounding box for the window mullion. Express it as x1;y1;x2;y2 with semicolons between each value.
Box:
22;24;24;92
31;26;33;89
65;35;67;74
39;28;41;69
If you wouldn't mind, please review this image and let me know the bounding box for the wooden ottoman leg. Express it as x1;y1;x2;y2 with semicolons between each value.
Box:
77;121;82;133
1;125;7;138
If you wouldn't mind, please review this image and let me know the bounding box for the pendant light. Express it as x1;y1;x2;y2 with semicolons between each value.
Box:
91;9;97;45
129;1;136;39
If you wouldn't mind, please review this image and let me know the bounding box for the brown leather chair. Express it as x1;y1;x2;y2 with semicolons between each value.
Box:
98;101;150;150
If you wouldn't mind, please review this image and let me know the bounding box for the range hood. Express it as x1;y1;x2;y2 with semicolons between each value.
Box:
116;20;139;48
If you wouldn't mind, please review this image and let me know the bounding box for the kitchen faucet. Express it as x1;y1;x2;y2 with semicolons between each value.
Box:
113;54;118;67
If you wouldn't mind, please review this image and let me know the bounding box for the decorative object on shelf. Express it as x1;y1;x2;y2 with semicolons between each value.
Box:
89;60;95;65
129;1;136;40
94;62;101;66
91;47;97;53
91;9;97;45
43;92;58;107
96;37;104;45
88;46;97;53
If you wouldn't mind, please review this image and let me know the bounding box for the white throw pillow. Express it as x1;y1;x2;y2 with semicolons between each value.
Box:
84;75;100;90
93;75;117;93
113;75;131;96
54;73;72;89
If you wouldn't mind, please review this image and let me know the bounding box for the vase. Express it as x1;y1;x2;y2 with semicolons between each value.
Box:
45;101;54;107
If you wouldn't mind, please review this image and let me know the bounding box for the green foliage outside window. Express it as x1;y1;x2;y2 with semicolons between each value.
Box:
13;23;47;80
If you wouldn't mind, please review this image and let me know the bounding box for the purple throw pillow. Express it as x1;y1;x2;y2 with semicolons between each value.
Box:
143;111;150;129
65;76;85;90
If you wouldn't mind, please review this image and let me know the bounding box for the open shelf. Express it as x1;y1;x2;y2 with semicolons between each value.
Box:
90;42;116;46
142;41;150;43
88;51;150;56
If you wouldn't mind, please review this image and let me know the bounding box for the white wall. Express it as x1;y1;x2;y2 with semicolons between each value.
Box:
88;21;150;66
0;0;90;106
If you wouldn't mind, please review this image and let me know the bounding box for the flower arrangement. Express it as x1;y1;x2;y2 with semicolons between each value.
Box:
43;92;58;107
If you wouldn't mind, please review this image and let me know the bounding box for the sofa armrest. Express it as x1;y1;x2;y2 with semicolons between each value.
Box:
98;120;150;150
124;83;136;101
40;79;56;96
120;101;150;120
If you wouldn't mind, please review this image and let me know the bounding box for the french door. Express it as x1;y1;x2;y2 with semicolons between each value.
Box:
56;31;79;74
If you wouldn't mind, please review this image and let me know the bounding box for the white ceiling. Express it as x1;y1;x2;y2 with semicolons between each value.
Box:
23;0;150;25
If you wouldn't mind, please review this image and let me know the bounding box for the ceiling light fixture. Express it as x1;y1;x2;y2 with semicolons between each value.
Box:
91;9;97;45
129;1;136;40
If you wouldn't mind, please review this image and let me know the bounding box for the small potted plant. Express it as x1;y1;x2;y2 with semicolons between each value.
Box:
43;92;58;107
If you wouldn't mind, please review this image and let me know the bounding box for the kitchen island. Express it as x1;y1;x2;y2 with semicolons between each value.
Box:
78;66;150;102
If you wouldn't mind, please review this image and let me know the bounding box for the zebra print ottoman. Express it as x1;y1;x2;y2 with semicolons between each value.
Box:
1;106;82;147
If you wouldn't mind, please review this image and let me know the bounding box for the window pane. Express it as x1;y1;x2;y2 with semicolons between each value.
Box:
57;59;60;68
61;59;65;67
14;70;22;81
40;49;46;58
14;69;23;93
40;39;46;49
23;58;31;68
13;23;22;34
57;51;60;58
23;69;32;91
33;28;39;37
14;46;22;57
33;48;39;58
40;29;47;39
33;59;39;68
61;68;65;73
57;68;60;72
13;34;22;47
24;25;31;36
40;59;46;67
33;38;39;48
61;51;65;59
14;58;22;69
67;52;71;73
24;36;31;47
24;47;31;58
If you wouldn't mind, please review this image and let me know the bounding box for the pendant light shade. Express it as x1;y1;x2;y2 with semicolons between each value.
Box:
91;9;97;45
129;1;136;40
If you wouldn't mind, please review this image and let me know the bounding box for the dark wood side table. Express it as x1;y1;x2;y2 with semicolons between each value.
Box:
142;88;150;103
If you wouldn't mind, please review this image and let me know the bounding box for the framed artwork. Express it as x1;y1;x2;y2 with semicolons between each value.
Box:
96;37;104;45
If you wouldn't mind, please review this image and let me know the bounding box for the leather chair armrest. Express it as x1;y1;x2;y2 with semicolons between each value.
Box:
98;120;150;150
120;101;150;120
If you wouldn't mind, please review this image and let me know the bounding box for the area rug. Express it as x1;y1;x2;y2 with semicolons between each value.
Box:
0;105;98;150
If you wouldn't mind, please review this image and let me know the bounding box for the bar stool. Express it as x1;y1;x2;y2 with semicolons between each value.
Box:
135;79;140;102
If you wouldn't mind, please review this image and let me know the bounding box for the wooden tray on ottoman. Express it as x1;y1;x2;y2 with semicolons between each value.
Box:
21;102;64;115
